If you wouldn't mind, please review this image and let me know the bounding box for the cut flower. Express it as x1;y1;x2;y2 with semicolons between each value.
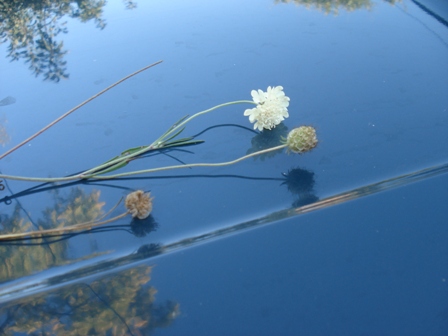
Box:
244;86;290;131
125;190;153;219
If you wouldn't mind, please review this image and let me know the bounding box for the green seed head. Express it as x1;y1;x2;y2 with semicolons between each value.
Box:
285;126;318;154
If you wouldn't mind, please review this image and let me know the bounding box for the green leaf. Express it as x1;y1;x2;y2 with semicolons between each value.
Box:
119;146;147;157
160;126;185;144
163;138;204;148
171;115;190;129
90;161;129;176
159;115;189;139
99;145;149;168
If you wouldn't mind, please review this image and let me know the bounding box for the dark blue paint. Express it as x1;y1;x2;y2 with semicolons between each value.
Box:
0;0;447;335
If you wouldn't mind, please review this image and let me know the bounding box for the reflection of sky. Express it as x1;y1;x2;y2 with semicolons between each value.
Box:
0;0;447;294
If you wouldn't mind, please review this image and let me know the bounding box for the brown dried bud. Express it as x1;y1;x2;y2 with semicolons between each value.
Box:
125;190;153;219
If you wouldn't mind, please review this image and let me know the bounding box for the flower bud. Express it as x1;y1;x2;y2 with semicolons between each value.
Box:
285;126;318;154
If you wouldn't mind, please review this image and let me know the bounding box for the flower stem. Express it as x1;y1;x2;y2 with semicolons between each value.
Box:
79;100;255;177
89;144;287;179
0;144;286;182
160;100;255;143
0;100;258;183
0;61;163;161
0;174;83;183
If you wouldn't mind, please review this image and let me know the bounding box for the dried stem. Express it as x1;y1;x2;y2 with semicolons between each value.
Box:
0;212;129;241
0;60;163;161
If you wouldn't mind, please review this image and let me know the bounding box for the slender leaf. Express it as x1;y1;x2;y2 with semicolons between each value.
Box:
119;145;148;156
90;161;129;176
163;139;204;148
160;126;185;144
159;115;189;139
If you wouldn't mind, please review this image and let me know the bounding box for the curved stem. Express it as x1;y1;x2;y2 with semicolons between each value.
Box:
80;100;255;177
90;144;287;179
156;100;255;144
0;144;286;182
0;174;83;183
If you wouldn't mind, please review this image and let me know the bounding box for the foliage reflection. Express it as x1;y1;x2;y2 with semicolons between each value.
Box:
0;265;179;335
0;0;137;82
0;117;10;147
0;187;105;283
275;0;401;14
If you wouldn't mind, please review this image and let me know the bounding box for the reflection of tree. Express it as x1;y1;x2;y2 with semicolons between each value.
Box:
0;117;11;147
275;0;401;14
0;0;136;82
0;265;180;335
0;187;105;283
40;187;105;229
123;0;138;9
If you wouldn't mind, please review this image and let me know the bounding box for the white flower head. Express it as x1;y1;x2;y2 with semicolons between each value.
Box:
244;86;290;131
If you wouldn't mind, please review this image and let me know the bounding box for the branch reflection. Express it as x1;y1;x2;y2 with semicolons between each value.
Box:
0;0;137;82
0;265;179;335
0;187;109;283
275;0;401;15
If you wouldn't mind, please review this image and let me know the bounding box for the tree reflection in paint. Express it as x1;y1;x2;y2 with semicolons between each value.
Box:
0;187;105;283
0;0;137;82
0;265;179;335
0;117;10;147
274;0;401;14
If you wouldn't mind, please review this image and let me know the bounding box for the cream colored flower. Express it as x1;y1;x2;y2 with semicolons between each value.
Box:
244;86;290;131
125;190;153;219
285;126;318;154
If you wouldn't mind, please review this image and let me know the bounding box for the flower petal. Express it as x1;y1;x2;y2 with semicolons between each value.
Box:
245;86;290;131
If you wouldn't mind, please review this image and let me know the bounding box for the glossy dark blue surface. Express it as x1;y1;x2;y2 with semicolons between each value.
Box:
0;0;447;334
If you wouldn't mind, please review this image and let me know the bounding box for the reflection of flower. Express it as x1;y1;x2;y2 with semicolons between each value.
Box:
126;190;153;219
281;167;315;195
282;167;319;208
244;86;290;131
285;126;318;154
130;215;158;237
246;123;288;161
292;194;319;208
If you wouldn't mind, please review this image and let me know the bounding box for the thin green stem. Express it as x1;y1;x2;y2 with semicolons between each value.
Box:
90;144;287;179
79;100;255;177
0;174;82;183
154;100;255;145
0;144;286;183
